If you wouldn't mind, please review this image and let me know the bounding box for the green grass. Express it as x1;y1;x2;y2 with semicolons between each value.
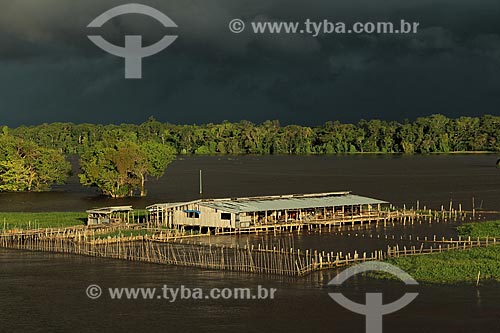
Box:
132;209;149;223
372;220;500;284
92;229;153;240
0;212;87;230
457;220;500;238
383;245;500;284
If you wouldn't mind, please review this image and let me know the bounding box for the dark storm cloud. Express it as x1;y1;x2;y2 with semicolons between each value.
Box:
0;0;499;126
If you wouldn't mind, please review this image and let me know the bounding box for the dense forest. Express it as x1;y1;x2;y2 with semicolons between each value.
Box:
5;114;500;155
1;114;499;196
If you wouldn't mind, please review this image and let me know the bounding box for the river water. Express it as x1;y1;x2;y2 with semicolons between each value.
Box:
1;155;500;332
1;154;499;212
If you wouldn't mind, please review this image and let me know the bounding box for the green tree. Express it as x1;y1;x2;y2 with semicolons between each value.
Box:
137;142;176;196
0;159;31;191
0;136;70;192
79;141;176;198
79;144;123;198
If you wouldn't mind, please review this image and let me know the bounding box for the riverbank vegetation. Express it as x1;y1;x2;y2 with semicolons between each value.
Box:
385;245;500;284
384;220;500;284
457;220;500;238
0;128;175;198
1;114;499;197
0;135;71;192
0;212;86;229
5;114;500;155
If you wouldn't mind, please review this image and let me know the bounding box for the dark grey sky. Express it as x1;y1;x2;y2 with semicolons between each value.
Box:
0;0;499;126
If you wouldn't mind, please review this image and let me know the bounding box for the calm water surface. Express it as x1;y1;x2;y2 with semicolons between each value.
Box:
1;249;500;333
0;154;499;211
1;155;500;332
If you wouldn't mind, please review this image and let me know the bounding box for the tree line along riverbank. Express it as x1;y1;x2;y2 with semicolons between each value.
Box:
1;114;499;198
4;114;500;156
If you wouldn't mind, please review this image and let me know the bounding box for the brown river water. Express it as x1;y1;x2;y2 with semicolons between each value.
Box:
1;155;500;332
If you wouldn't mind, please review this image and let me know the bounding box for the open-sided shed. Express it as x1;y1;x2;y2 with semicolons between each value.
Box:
86;206;133;226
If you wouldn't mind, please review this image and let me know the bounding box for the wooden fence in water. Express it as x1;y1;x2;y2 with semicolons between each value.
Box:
1;228;499;277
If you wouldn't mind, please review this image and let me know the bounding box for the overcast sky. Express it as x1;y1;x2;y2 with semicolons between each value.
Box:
0;0;499;126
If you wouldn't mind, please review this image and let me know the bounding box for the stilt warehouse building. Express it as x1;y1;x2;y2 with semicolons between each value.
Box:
146;192;389;230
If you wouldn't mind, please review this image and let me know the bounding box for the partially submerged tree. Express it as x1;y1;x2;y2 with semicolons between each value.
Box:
79;141;176;198
0;135;70;192
137;141;177;196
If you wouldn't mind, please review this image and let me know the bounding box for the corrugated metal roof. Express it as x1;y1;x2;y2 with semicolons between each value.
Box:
146;200;201;210
199;194;387;214
86;206;133;214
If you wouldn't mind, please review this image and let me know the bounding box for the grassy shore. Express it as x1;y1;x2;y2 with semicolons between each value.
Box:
381;220;500;284
0;212;87;230
384;245;500;284
457;220;500;238
0;209;151;230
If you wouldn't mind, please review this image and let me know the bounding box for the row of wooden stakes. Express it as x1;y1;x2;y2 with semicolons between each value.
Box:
0;230;498;277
